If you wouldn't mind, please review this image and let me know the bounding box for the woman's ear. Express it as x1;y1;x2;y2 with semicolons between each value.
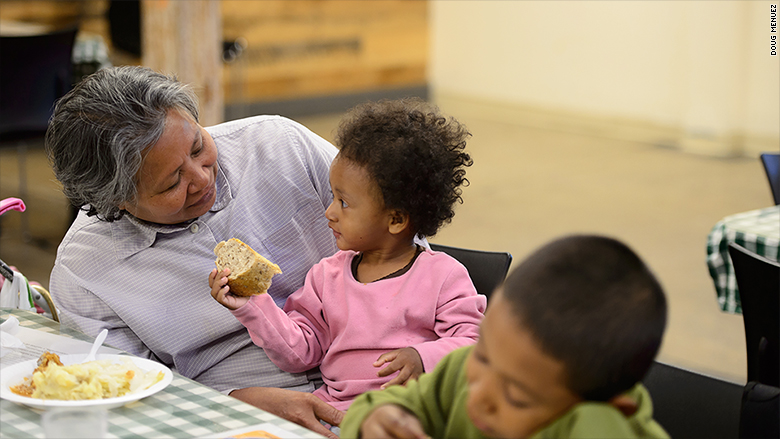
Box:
387;209;410;235
608;394;638;417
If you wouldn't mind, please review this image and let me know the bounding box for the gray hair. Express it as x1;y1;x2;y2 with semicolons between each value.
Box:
45;66;199;222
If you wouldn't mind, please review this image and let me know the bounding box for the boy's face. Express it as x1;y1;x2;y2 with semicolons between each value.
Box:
465;290;581;438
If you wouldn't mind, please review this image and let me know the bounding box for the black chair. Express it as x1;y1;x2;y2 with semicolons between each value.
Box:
760;153;780;205
739;381;780;439
429;243;512;299
0;25;78;240
727;243;780;387
643;361;743;439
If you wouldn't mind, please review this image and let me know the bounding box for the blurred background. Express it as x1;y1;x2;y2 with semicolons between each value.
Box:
1;0;778;386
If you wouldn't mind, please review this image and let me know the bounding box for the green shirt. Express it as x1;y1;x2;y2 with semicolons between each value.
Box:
341;346;669;439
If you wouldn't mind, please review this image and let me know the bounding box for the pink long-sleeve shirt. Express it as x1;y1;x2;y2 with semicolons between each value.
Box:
232;248;486;411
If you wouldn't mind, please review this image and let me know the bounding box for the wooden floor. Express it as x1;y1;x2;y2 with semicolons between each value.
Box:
1;100;770;385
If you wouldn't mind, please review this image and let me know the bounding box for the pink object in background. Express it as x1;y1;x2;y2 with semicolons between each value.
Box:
0;198;26;216
0;197;41;313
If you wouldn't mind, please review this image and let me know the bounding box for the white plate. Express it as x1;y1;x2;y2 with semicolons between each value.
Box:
0;354;173;410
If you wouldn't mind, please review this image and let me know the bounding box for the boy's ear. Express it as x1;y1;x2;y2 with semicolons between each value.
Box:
608;394;638;417
387;209;410;235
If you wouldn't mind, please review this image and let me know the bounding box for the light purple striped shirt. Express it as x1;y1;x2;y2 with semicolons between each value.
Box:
50;115;338;393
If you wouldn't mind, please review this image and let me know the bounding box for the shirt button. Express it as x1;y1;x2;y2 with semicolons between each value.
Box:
190;223;199;233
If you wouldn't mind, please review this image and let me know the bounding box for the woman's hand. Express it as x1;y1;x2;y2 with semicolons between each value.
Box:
229;387;344;439
374;347;424;389
209;268;248;310
360;404;429;439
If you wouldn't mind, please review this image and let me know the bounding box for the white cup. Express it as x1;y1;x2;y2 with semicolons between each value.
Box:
41;407;108;439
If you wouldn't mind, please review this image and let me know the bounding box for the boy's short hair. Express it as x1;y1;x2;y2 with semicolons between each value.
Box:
501;235;667;401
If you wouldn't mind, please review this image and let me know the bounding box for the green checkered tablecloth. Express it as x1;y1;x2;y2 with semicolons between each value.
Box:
0;309;324;439
706;205;780;314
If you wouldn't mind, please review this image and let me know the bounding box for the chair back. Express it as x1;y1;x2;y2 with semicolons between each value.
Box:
429;243;512;299
644;361;743;439
0;26;78;139
760;153;780;205
739;381;780;439
728;243;780;387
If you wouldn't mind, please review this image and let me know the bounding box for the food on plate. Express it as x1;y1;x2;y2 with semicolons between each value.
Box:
9;352;164;400
214;238;282;297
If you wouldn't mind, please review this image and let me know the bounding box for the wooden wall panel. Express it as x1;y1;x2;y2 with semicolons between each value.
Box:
2;0;428;113
0;1;108;36
221;0;428;103
0;1;84;27
141;0;223;125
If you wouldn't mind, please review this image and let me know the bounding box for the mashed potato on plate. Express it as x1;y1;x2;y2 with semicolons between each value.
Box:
10;352;164;400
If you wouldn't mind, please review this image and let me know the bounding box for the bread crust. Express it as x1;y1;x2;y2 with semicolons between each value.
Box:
214;238;282;296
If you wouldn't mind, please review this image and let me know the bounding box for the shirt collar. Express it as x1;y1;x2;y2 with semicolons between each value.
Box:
111;163;233;260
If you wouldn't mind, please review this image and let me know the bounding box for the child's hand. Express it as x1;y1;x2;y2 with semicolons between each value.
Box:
374;347;424;389
209;268;249;310
360;404;429;439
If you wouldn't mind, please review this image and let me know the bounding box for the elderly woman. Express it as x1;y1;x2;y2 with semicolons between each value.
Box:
45;66;342;437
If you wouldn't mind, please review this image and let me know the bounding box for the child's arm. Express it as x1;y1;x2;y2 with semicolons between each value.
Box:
359;404;428;439
372;260;485;388
341;346;473;439
379;261;484;385
413;262;486;369
231;267;331;373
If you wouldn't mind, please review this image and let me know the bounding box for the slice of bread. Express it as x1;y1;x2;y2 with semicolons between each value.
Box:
214;238;282;297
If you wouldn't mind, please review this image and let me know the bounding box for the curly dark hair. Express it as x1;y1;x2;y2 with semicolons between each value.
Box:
335;98;472;238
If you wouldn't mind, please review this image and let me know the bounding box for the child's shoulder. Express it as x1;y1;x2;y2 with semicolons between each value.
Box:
316;250;357;267
531;384;669;439
422;246;461;262
418;247;470;274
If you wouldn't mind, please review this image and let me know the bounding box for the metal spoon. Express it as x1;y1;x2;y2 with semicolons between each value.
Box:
83;329;108;363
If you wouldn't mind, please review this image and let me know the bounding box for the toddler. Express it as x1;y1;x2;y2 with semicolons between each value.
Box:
341;234;670;439
210;98;486;411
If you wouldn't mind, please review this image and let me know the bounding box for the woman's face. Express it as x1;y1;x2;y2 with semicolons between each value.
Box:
120;109;218;225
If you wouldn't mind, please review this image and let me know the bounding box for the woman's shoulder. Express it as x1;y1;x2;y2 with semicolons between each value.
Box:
58;212;160;264
205;115;284;137
210;115;335;167
59;212;111;250
206;115;319;141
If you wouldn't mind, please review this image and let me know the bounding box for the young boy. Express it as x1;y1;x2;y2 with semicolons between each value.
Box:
340;235;670;439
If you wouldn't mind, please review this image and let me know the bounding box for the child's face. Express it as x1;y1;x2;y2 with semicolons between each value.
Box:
465;290;581;438
325;155;392;252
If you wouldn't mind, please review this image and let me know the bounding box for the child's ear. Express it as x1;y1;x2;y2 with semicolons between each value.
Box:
608;394;638;417
387;209;410;235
